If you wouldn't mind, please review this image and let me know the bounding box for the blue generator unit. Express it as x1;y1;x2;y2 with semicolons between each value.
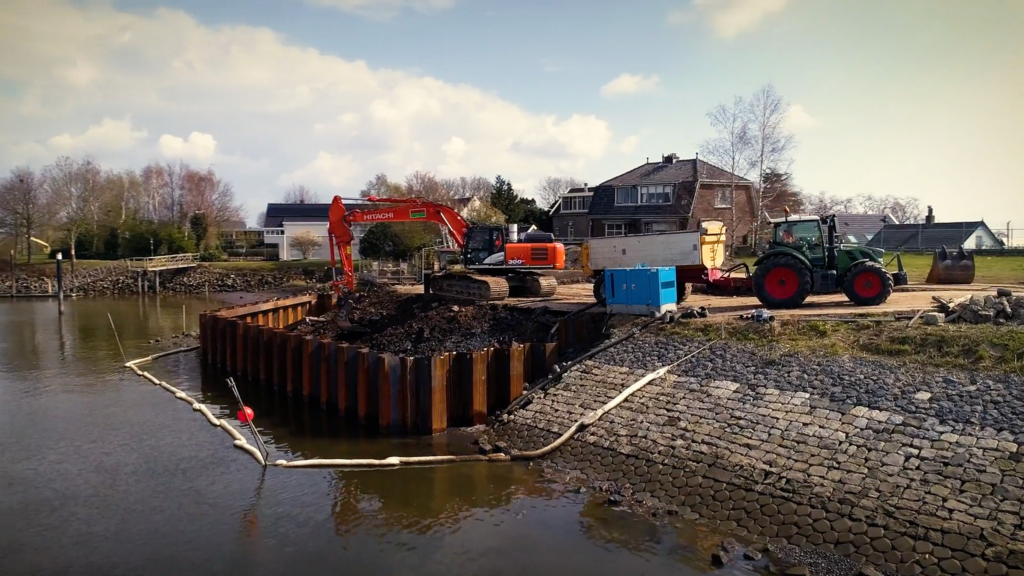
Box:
603;265;678;316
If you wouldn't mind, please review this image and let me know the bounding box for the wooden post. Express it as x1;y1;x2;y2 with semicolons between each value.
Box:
10;250;14;298
429;354;449;434
302;336;314;400
249;323;260;380
320;339;331;409
225;320;236;374
199;313;208;364
336;344;348;415
235;319;245;378
154;270;160;294
378;355;392;434
56;253;64;315
259;327;272;384
357;349;370;425
399;357;415;434
273;329;288;390
286;333;301;395
509;343;524;402
471;350;488;425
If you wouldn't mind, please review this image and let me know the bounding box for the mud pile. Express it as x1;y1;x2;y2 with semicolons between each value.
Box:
295;286;562;356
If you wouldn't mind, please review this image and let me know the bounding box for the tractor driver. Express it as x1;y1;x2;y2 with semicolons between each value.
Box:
780;224;798;244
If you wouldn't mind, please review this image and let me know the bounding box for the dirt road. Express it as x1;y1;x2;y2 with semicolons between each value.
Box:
394;281;1001;317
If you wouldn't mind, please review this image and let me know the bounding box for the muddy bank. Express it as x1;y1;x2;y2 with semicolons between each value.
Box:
489;325;1024;576
293;286;562;356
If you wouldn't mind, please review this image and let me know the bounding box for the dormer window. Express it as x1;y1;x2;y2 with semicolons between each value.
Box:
615;186;638;205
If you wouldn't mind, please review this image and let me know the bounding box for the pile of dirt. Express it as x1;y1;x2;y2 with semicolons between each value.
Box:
294;286;562;356
930;288;1024;325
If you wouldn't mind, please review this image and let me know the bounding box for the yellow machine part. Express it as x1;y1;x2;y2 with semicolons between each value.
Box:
581;242;592;275
925;246;976;284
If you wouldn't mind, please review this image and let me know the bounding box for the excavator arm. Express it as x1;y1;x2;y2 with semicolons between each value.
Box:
327;195;471;293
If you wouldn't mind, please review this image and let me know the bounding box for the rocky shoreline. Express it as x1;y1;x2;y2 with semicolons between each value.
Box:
488;324;1024;576
1;266;307;296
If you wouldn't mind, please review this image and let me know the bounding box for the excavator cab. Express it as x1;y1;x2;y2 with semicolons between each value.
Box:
463;226;506;266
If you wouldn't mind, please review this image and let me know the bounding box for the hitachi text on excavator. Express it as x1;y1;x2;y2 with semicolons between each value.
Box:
326;195;566;302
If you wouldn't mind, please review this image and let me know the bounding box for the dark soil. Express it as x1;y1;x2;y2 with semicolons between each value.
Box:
294;286;564;356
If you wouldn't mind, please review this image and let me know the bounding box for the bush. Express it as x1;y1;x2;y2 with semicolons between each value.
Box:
199;249;225;262
225;248;278;260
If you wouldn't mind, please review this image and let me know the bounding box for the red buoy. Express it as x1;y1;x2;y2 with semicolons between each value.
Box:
238;406;255;423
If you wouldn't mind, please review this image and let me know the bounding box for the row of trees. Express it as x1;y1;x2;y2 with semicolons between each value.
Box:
0;157;243;264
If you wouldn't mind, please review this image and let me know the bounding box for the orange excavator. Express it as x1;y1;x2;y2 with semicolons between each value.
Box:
327;195;565;301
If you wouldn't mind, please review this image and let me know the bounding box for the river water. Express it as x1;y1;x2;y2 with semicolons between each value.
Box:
0;295;723;576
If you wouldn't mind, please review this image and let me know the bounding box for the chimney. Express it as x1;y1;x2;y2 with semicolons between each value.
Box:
926;206;935;226
583;182;588;193
694;152;700;178
662;153;677;165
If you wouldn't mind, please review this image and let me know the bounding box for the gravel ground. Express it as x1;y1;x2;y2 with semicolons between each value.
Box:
595;325;1024;436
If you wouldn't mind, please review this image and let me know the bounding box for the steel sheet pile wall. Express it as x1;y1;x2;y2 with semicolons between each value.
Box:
200;294;603;435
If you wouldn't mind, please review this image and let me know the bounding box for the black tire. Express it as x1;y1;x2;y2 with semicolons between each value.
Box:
752;255;812;309
843;262;894;306
593;275;605;302
678;282;693;303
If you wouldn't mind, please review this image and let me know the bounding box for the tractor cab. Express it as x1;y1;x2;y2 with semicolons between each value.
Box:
771;215;828;267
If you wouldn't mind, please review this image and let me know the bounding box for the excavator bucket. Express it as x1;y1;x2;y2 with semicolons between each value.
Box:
925;245;976;284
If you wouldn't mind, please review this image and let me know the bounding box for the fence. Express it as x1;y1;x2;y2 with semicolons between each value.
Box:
199;294;604;435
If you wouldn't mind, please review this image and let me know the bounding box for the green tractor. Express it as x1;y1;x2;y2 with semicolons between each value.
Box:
752;214;908;308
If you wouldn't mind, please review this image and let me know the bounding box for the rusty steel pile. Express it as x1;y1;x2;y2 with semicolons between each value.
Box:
293;286;562;356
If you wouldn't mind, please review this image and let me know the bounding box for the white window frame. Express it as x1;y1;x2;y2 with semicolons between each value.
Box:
605;223;626;237
560;195;592;212
615;186;638;205
714;188;733;208
640;185;673;205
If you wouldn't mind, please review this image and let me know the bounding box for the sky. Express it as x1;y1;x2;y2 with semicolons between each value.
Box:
1;0;1022;230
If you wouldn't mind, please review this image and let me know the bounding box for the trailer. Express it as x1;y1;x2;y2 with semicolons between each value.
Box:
581;221;751;302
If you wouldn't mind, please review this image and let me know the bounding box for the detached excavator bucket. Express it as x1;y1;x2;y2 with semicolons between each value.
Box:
925;245;976;284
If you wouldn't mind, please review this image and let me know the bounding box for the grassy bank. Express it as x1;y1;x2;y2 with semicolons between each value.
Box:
666;317;1024;373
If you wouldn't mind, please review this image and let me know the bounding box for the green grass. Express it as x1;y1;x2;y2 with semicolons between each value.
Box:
665;318;1024;373
736;253;1023;285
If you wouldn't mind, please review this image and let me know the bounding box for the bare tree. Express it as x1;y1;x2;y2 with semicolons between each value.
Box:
463;200;506;225
283;184;319;204
536;176;584;209
403;171;456;206
291;230;323;259
42;157;102;267
747;84;796;240
798;192;924;224
0;167;50;262
700;95;755;252
359;173;404;198
255;211;266;228
441;175;493;202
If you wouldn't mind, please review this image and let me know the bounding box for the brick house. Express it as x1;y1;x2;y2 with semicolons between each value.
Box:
586;154;756;248
549;184;593;241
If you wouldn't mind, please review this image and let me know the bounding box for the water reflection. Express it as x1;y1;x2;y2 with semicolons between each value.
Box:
0;296;714;576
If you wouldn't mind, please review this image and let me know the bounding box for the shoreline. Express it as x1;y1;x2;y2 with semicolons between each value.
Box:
488;326;1024;576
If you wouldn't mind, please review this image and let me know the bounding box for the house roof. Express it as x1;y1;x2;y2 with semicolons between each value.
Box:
263;202;372;227
600;158;751;187
834;213;898;244
865;221;995;250
589;157;751;218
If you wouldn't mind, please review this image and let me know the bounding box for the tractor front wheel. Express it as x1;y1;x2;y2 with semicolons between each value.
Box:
593;274;605;302
752;256;812;309
843;262;894;306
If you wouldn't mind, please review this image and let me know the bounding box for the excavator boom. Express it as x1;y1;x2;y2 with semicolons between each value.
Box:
327;195;563;300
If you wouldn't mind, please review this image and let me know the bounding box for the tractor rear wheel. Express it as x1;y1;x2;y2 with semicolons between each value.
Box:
593;275;605;302
843;262;894;306
752;256;812;309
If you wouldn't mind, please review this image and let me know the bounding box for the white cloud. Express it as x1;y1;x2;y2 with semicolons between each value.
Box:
618;135;640;154
158;132;218;162
47;117;147;153
302;0;456;20
600;73;660;97
0;0;618;218
784;104;818;132
278;151;362;188
669;0;789;39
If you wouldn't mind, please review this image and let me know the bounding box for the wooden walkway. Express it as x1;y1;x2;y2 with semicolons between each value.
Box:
126;254;199;271
66;254;198;291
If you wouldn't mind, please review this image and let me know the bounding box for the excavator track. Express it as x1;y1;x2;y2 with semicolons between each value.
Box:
525;275;558;298
430;273;510;302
